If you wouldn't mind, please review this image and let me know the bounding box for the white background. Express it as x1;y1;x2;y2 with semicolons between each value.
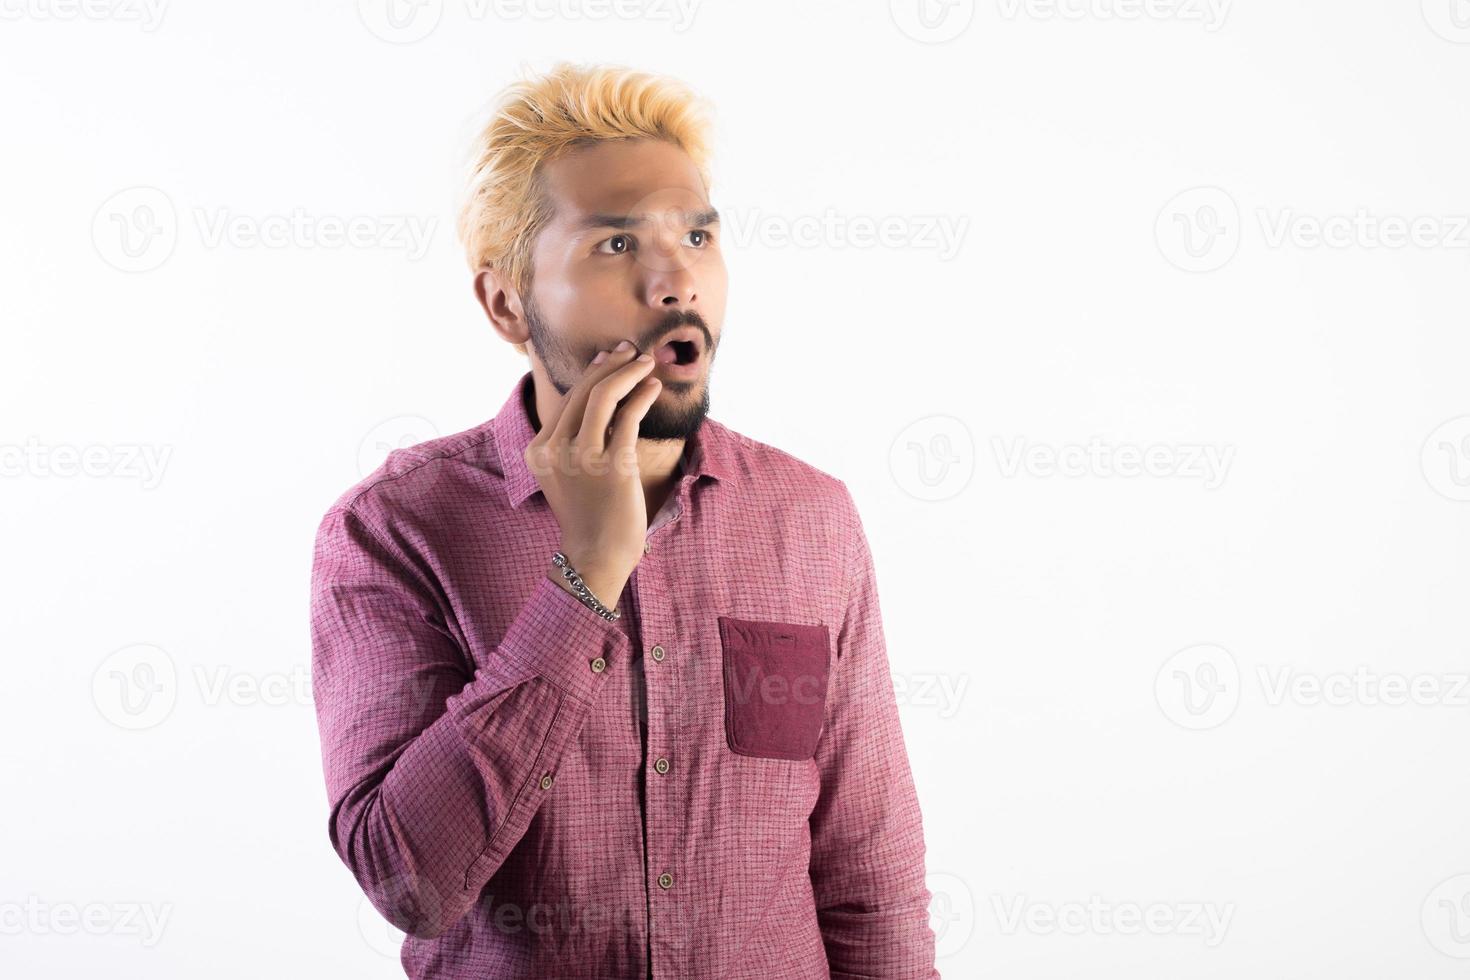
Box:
4;1;1470;977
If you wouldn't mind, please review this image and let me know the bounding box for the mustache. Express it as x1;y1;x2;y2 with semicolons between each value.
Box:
641;310;713;352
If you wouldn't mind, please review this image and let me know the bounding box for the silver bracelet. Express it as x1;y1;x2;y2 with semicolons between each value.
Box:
551;551;621;621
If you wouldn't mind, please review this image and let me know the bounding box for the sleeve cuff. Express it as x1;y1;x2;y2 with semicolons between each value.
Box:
495;574;631;704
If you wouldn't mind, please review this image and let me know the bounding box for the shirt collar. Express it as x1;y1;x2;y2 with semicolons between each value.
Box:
492;369;734;510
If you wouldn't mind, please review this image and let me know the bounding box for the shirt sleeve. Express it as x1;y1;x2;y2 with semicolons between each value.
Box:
808;484;940;979
309;503;629;940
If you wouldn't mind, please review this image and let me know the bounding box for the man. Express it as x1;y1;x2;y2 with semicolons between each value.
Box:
310;62;939;979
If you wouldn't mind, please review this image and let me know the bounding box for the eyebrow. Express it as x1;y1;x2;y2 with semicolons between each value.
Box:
578;207;721;231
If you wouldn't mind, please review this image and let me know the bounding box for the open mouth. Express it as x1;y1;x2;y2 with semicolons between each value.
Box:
655;339;699;366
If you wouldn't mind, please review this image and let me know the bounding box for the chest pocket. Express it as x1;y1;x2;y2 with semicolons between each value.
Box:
718;615;831;761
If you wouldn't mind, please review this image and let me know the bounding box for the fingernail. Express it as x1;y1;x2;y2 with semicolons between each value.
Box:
637;352;653;362
614;340;632;352
592;351;608;364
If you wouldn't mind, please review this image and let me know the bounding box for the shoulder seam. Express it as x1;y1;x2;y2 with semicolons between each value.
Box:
338;426;498;513
321;500;425;590
836;480;862;622
319;495;471;672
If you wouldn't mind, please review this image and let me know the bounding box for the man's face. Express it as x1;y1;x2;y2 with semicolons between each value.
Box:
521;137;727;441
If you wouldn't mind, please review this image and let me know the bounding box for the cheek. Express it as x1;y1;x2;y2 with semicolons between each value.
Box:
534;273;640;354
696;252;729;306
536;268;612;324
701;244;727;279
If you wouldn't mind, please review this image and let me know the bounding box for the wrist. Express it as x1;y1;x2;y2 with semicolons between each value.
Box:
547;553;625;618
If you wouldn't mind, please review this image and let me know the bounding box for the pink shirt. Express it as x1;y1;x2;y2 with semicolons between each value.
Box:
309;370;939;978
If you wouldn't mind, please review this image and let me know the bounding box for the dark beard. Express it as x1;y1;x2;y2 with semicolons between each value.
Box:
524;291;714;442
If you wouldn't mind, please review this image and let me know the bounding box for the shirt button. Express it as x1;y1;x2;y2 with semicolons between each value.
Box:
590;656;606;673
643;540;651;555
653;757;669;775
650;644;665;663
657;872;674;890
540;773;554;790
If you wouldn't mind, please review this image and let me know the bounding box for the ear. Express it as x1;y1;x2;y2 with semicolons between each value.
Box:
473;265;530;348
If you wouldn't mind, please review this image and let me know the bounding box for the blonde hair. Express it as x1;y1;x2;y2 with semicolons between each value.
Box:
457;62;717;356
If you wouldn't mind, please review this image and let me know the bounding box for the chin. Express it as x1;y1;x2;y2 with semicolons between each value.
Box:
638;382;710;441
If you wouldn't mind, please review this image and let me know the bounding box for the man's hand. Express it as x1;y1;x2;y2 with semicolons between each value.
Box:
525;340;661;610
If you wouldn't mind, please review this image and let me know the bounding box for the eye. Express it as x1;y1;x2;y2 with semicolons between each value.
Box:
685;229;711;248
596;234;634;255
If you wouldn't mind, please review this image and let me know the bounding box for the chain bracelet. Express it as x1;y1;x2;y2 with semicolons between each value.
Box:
551;551;621;621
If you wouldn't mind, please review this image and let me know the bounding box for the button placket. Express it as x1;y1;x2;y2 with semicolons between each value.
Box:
633;554;682;911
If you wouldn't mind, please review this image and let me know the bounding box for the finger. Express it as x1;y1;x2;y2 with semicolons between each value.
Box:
607;373;662;458
533;342;638;446
577;352;657;451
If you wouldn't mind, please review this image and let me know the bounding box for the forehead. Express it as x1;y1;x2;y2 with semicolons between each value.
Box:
538;138;708;228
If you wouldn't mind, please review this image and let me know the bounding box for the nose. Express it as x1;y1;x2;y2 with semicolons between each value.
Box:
644;263;698;310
